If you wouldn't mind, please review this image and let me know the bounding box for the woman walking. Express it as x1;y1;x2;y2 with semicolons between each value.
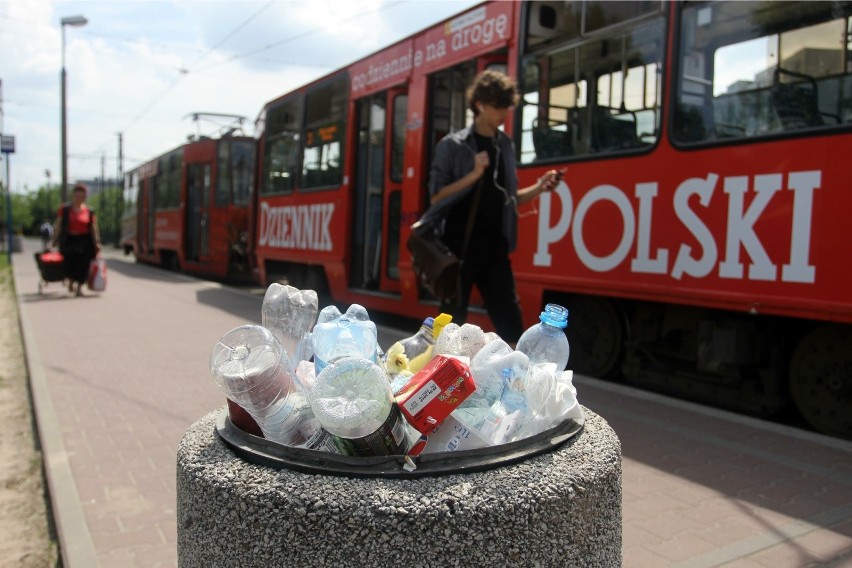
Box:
53;183;102;297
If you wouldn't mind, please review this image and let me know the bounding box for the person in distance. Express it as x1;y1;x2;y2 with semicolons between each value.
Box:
427;69;561;343
53;183;102;297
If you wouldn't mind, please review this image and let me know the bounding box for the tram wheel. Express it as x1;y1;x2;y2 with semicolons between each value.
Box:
564;295;625;379
789;325;852;440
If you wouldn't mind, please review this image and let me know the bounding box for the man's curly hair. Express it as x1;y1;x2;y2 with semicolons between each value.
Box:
467;70;519;115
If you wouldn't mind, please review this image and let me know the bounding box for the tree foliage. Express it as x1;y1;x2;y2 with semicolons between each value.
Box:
0;183;123;246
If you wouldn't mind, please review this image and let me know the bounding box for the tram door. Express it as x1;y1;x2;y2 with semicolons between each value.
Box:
145;179;156;253
136;179;148;254
424;59;506;190
185;163;210;261
350;87;407;292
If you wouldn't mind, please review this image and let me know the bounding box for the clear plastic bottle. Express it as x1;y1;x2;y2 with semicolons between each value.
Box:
392;317;436;374
310;304;378;374
261;283;318;369
209;325;321;446
308;357;409;456
515;303;570;371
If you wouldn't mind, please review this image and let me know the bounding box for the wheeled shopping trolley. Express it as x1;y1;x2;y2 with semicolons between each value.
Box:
34;250;66;294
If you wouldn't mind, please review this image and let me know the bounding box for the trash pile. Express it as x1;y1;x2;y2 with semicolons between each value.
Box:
209;283;583;459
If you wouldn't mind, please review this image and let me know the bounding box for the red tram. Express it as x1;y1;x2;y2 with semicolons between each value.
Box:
122;134;256;280
126;1;852;439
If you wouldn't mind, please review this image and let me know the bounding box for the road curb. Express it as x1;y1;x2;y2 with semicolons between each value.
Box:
575;374;852;452
15;262;99;568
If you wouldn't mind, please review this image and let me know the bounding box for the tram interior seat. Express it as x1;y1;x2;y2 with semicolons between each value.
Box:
592;106;640;152
532;117;573;160
771;67;840;130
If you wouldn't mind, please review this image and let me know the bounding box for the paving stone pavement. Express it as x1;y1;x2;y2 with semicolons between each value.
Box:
12;238;852;567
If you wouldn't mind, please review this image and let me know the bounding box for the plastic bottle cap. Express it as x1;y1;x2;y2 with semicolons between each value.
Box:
424;317;435;328
432;313;453;339
539;304;569;328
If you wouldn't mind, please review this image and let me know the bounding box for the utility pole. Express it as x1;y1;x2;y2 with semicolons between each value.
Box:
116;132;123;246
100;152;105;242
1;133;15;262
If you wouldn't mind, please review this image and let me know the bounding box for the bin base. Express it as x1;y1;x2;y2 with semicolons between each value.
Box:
177;407;622;567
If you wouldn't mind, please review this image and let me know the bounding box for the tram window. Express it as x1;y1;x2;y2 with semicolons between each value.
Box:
525;1;581;51
520;13;663;163
424;63;476;208
216;143;231;206
231;140;254;206
584;1;661;34
674;1;852;145
263;98;301;195
123;172;137;211
155;151;182;210
216;140;254;206
302;76;347;189
429;64;475;150
391;94;407;183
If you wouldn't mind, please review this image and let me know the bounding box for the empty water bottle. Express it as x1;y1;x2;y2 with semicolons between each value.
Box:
311;304;378;374
209;325;321;446
262;283;318;369
308;357;409;456
388;317;435;374
515;303;570;371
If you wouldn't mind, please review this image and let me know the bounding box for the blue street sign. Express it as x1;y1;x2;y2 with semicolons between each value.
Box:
0;135;14;154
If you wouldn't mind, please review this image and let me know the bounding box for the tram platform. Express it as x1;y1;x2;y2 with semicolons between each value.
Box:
10;237;852;567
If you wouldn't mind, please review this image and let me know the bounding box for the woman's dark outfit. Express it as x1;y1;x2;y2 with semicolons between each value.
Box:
426;127;524;343
57;204;97;285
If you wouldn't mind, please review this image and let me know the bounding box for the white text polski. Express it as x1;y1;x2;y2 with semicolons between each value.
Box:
258;202;334;251
351;10;508;92
534;171;819;284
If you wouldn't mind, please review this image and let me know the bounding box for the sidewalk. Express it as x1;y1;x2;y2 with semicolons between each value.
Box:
13;237;852;567
576;378;852;567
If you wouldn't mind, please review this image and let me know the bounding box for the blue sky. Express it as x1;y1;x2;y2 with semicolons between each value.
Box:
0;0;479;193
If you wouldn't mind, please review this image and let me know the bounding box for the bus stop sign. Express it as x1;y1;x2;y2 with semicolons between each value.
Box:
0;135;14;154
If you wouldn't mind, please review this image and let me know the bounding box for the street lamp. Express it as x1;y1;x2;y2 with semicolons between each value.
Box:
60;14;88;204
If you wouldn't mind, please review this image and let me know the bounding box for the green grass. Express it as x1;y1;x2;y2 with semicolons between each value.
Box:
0;254;11;290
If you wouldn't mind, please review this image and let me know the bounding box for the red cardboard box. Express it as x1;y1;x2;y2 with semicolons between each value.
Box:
395;355;476;434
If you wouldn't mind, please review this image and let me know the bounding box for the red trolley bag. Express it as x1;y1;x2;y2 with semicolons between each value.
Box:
35;251;66;294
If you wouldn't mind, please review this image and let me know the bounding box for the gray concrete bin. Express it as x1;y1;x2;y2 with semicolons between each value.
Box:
176;407;622;567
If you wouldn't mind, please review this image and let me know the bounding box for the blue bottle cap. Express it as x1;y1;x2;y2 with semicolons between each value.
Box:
423;317;434;329
540;303;569;328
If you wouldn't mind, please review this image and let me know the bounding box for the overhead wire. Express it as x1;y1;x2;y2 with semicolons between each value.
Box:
110;0;410;167
193;0;406;74
116;1;274;136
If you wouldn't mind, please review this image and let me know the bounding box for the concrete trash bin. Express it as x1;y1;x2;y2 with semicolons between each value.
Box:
176;407;622;567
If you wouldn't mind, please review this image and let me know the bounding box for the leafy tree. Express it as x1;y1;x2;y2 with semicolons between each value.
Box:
0;182;123;247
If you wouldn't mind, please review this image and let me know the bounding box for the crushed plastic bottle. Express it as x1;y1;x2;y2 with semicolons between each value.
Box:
515;303;570;372
454;338;558;445
452;338;518;431
517;370;583;439
261;283;318;369
434;322;492;359
308;357;409;456
310;304;378;374
209;325;321;446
